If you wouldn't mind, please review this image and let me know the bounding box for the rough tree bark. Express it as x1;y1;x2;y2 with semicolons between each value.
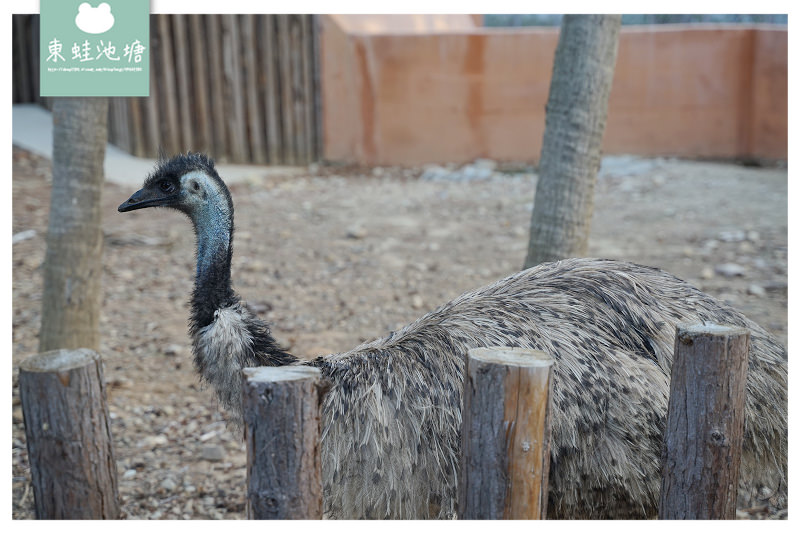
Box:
459;347;554;519
19;349;120;519
242;366;324;519
659;324;750;519
39;97;108;352
523;15;621;268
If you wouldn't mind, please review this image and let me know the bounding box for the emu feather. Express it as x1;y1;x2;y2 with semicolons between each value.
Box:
119;153;787;519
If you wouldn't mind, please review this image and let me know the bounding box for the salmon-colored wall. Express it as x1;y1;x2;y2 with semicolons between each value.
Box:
321;17;787;165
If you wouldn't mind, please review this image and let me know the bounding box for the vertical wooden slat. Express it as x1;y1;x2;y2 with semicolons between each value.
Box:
108;98;130;153
292;16;308;164
261;15;282;164
189;14;212;154
32;15;43;106
242;14;266;164
206;15;228;159
128;97;144;157
157;15;180;154
310;15;323;161
119;98;131;153
14;16;32;103
172;15;194;151
301;15;316;163
220;15;247;162
278;16;296;164
108;99;119;151
145;15;161;156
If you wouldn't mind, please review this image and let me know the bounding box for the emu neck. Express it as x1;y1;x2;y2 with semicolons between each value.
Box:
190;202;236;329
187;194;299;371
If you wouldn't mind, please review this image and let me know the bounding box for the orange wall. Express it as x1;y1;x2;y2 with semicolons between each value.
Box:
320;17;787;165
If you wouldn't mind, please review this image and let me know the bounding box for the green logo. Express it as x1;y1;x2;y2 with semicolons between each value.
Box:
40;1;149;97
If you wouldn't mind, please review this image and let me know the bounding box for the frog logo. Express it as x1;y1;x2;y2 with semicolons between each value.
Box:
75;2;115;34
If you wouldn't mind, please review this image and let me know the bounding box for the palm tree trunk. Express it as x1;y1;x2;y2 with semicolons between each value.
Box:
39;97;108;352
523;15;621;269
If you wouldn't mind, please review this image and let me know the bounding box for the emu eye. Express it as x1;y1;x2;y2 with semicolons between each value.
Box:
160;181;175;194
192;181;200;192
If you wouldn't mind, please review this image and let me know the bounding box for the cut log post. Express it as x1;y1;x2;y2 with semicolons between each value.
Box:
18;349;120;519
659;323;750;520
242;366;324;519
459;347;554;519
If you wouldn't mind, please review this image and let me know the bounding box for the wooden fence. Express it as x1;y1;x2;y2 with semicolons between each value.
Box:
13;14;322;165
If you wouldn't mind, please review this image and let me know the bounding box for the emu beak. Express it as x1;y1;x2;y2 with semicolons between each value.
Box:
118;187;178;212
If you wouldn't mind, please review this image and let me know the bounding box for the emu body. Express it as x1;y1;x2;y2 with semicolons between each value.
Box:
119;154;787;519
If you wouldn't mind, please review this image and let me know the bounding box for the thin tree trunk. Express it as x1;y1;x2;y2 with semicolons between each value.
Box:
39;97;107;352
523;15;621;269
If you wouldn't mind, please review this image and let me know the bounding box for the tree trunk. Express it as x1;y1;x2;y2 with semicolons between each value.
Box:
659;324;750;519
459;347;554;520
523;15;621;269
39;97;108;352
19;349;120;519
242;366;324;519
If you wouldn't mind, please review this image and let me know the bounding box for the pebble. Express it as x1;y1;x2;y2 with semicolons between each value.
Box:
138;435;168;449
737;241;754;254
163;344;183;357
701;266;715;280
747;285;766;297
201;445;225;462
199;431;217;442
715;263;746;277
122;469;137;480
160;477;178;492
12;229;36;244
346;226;368;240
472;158;498;172
411;295;424;309
718;229;746;242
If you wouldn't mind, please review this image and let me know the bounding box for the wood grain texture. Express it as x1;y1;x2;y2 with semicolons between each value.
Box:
659;324;750;519
242;366;324;519
19;349;119;519
242;14;266;164
11;14;321;164
459;347;554;519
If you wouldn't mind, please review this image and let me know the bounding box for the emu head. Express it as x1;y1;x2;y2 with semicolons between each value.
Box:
117;152;233;227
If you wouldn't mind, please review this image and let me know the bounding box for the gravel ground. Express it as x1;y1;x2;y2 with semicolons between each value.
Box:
11;147;787;519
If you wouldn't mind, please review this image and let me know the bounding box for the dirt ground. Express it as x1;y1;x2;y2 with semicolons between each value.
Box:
11;147;787;519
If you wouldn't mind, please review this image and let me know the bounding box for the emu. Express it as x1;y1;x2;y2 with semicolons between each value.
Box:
118;153;787;519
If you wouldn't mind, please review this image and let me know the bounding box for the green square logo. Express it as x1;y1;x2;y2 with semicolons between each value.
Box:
40;1;149;96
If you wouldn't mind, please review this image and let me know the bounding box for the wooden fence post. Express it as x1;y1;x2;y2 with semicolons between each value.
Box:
459;347;554;519
242;366;324;519
659;324;750;519
18;349;120;519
